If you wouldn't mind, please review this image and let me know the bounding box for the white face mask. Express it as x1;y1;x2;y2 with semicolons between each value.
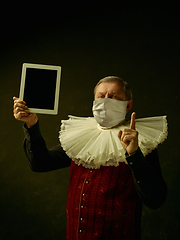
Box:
92;98;128;128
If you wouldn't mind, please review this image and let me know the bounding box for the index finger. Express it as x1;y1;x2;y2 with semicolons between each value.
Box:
130;112;136;130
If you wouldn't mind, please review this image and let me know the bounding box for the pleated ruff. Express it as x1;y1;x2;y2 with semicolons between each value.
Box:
59;115;168;169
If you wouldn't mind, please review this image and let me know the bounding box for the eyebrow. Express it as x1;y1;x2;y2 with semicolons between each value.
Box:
97;91;119;95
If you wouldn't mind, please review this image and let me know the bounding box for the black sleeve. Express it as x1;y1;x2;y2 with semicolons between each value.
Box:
23;121;71;172
126;148;167;209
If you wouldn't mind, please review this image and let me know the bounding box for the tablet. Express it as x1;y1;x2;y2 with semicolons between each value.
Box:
19;63;61;114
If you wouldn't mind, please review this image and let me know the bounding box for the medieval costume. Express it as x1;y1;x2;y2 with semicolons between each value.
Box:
23;115;167;240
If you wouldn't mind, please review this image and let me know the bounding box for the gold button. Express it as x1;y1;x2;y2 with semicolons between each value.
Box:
80;217;83;221
82;193;85;197
81;205;84;208
86;181;89;184
79;229;82;233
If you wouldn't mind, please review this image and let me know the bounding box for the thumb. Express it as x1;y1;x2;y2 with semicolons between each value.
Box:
118;130;122;139
13;96;18;100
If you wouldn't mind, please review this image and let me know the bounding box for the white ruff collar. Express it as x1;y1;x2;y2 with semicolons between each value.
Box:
59;115;168;169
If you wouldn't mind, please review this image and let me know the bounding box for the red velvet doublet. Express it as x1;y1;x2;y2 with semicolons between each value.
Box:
66;161;137;240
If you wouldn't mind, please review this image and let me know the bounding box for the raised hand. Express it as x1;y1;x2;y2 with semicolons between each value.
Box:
13;97;38;128
118;112;138;155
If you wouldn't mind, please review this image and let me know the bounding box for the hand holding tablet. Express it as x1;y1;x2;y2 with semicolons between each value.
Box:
13;97;38;128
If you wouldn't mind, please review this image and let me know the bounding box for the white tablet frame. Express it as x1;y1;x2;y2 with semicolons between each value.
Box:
19;63;61;115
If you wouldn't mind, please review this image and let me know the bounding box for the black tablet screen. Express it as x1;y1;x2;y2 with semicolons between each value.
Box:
23;68;57;110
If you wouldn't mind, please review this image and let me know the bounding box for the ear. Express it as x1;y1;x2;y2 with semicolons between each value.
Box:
126;100;133;113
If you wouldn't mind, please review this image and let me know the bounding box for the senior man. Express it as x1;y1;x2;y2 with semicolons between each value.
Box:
13;76;167;240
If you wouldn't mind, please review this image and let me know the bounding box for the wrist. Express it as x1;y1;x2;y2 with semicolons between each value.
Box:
26;123;36;128
26;121;38;128
26;115;38;128
127;146;138;156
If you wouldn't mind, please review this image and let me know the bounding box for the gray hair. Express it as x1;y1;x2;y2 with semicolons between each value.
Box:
94;76;133;100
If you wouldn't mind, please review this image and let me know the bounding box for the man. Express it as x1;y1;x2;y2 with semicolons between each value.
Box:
13;76;167;240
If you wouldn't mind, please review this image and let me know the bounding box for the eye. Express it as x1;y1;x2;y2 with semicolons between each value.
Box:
113;96;120;100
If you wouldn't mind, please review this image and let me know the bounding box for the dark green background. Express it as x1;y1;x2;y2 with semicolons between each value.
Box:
0;1;179;239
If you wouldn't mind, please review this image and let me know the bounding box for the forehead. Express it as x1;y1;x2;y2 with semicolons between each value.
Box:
95;81;124;94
